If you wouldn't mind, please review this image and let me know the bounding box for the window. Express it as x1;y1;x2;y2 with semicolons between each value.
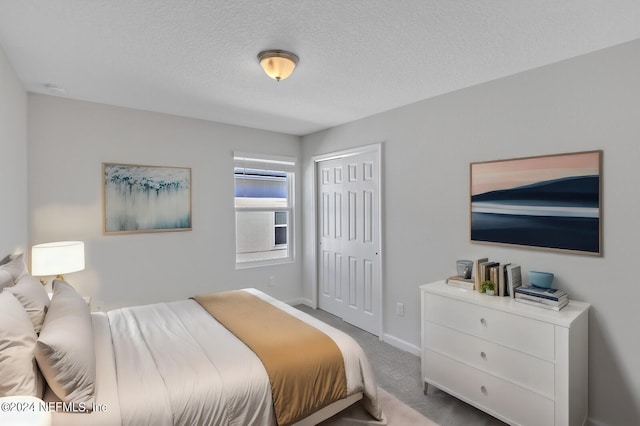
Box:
234;153;295;267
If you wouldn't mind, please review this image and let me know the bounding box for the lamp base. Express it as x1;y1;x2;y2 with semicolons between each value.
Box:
37;274;66;286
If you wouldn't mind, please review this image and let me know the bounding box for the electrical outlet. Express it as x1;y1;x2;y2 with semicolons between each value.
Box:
396;302;404;316
268;276;276;287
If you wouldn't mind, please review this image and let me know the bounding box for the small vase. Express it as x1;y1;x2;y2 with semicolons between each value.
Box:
486;290;495;296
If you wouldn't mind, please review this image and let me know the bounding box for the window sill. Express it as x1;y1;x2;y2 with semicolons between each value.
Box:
235;257;294;269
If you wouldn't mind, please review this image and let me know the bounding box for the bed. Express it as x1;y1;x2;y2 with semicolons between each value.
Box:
0;254;382;426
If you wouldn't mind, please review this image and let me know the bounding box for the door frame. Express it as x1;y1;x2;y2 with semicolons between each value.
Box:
310;142;383;339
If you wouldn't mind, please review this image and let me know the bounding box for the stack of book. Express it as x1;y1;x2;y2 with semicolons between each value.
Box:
445;276;474;290
514;285;569;311
474;258;521;297
446;258;523;296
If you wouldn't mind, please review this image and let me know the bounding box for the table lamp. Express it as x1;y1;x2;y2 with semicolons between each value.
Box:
31;241;85;283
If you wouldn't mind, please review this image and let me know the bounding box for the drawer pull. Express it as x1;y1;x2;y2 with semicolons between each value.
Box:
480;317;487;326
480;351;487;359
481;385;488;395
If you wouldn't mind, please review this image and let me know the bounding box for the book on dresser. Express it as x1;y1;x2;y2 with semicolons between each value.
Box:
473;257;489;291
515;285;567;301
506;264;522;298
445;275;475;290
515;285;569;311
515;293;569;311
478;261;499;292
498;263;511;297
477;261;511;297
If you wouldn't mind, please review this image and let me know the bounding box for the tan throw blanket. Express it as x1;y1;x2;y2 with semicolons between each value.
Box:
193;290;348;426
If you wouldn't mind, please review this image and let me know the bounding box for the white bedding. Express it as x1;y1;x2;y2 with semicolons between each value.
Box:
50;289;380;426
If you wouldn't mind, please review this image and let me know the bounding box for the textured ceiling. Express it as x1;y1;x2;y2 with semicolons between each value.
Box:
1;1;639;136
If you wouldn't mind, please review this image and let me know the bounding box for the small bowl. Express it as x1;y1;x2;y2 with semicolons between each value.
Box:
528;271;554;289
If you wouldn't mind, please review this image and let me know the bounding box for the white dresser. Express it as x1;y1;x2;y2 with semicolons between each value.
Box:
420;281;589;426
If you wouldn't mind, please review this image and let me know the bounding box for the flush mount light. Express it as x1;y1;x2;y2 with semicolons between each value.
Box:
257;50;299;81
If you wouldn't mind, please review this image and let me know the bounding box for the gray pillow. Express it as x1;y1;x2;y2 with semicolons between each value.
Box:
5;274;51;334
0;254;19;291
35;280;95;405
0;291;43;398
0;253;29;281
0;270;12;291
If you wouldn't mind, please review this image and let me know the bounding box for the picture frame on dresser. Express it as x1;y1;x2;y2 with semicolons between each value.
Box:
470;150;602;255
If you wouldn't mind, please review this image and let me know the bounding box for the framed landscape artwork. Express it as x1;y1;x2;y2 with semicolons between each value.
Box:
470;150;602;255
103;163;192;234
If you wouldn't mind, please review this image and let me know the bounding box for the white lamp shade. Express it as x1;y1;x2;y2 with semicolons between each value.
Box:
31;241;85;277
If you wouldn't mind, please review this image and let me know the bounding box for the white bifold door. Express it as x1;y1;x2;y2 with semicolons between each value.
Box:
317;148;381;336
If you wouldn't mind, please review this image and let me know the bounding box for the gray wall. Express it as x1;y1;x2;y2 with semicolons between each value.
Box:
302;40;640;426
0;44;27;255
27;95;303;310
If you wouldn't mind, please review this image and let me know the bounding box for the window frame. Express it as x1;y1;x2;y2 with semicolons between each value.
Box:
233;153;295;269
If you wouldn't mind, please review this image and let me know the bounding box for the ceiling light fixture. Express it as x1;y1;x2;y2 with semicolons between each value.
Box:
257;50;299;81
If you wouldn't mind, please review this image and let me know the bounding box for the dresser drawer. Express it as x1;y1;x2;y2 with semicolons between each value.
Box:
424;321;555;398
425;293;555;360
423;349;554;426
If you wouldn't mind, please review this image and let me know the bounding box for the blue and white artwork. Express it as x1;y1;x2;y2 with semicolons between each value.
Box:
103;163;191;233
470;151;601;255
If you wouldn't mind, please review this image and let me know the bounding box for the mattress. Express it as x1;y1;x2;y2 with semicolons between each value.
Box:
49;289;380;425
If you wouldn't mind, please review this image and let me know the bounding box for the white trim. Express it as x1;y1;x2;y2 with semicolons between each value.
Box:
234;151;296;172
288;294;421;358
235;257;294;269
233;151;296;164
585;416;608;426
286;297;313;307
311;143;382;163
383;333;421;357
310;142;384;339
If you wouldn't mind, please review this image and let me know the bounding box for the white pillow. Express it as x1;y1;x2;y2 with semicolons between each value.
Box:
0;270;12;291
0;253;20;291
0;291;43;398
35;280;95;405
5;273;51;334
0;253;29;281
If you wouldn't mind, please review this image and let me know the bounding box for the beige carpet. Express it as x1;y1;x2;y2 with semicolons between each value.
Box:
320;387;439;426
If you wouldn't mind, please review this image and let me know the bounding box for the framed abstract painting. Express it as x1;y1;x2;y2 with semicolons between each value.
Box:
470;150;602;255
103;163;192;234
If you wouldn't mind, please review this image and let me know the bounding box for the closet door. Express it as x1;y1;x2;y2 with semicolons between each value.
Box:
317;149;380;336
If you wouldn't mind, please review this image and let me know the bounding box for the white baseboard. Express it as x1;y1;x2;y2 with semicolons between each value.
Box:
383;333;421;356
286;297;313;307
284;302;421;357
586;417;609;426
